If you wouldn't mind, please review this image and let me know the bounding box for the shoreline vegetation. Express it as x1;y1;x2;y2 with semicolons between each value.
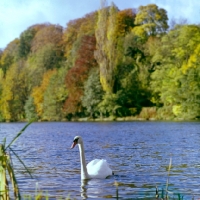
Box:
2;107;200;122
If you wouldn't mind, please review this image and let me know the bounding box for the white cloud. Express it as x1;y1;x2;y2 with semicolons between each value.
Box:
151;0;200;24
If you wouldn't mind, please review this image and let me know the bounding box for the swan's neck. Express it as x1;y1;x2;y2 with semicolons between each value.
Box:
78;143;89;179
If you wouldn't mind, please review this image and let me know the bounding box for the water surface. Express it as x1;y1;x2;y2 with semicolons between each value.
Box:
1;121;200;199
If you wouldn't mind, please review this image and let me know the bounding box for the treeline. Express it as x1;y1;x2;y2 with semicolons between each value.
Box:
0;2;200;122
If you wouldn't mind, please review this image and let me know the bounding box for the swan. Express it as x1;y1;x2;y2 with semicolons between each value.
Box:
71;136;112;179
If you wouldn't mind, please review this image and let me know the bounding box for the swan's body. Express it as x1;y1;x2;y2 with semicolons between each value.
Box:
71;136;112;179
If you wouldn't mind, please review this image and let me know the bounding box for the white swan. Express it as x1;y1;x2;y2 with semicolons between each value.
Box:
71;136;113;179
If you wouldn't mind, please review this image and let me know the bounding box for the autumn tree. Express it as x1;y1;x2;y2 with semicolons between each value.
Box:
0;60;29;121
95;2;137;94
31;24;63;53
63;12;97;61
95;1;115;93
64;35;97;118
42;67;68;121
133;4;169;39
116;9;136;37
31;69;56;118
0;39;19;75
24;24;65;92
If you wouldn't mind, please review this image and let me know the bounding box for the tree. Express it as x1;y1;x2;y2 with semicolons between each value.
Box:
97;92;121;117
95;1;119;93
18;27;36;59
24;96;38;121
42;67;68;121
24;24;65;93
33;43;61;70
151;25;200;119
31;24;63;53
116;9;136;37
95;3;137;94
31;69;56;118
133;4;169;38
64;35;97;117
82;68;104;118
1;39;19;75
63;11;97;60
0;60;29;121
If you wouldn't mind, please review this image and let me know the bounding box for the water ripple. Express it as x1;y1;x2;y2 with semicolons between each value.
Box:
0;121;200;199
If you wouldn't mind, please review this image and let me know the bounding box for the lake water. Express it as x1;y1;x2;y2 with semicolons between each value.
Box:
1;121;200;199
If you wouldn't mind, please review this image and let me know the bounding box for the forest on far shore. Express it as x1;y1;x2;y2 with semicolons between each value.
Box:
0;2;200;122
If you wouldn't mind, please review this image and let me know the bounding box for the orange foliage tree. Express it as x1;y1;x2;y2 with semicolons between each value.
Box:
116;9;136;37
31;23;63;54
63;12;97;60
64;35;97;117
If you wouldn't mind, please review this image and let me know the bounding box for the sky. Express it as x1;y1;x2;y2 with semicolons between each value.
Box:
0;0;200;49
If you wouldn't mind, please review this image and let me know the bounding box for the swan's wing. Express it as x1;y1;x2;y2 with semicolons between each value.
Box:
87;159;101;169
87;159;101;168
87;159;112;179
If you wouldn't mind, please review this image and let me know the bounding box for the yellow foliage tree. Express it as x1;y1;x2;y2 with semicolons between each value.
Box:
1;39;19;74
32;69;56;118
133;4;168;38
0;60;28;121
95;1;119;93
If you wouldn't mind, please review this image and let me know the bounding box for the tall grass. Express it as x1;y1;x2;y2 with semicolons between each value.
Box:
0;122;32;199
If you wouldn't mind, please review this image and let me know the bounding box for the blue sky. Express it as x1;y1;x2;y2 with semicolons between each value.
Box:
0;0;199;49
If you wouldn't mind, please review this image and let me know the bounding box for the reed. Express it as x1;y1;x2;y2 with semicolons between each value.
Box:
155;158;184;200
0;121;32;199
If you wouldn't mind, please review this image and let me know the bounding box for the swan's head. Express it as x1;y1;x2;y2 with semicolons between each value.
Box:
71;136;83;149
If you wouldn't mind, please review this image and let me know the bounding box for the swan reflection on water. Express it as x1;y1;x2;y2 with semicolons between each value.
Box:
81;179;88;199
81;179;115;199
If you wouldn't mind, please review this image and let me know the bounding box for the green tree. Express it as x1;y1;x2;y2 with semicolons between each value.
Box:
18;27;36;59
24;96;38;121
34;43;61;70
151;25;200;119
133;4;169;39
81;68;104;118
122;32;152;106
1;39;19;75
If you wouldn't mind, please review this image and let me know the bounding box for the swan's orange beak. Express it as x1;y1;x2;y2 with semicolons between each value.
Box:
71;141;77;149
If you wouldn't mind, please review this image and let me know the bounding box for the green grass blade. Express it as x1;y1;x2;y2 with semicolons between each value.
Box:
6;161;21;199
9;147;33;179
2;137;6;147
5;121;32;150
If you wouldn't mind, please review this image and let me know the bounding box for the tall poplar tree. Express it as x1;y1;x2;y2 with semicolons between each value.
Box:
95;0;109;92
